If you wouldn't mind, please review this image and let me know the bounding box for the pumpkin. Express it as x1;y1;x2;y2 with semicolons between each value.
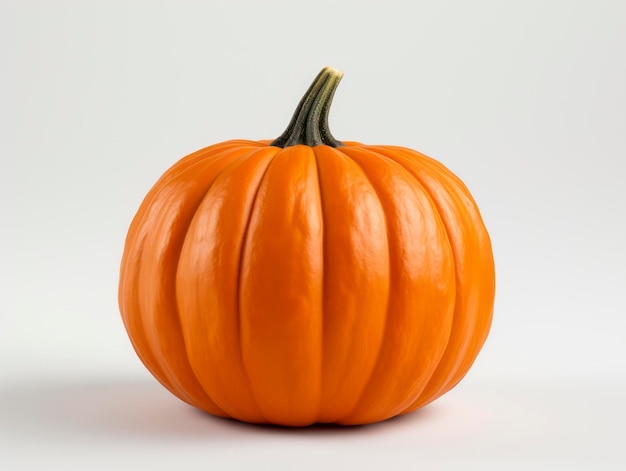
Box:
119;66;495;426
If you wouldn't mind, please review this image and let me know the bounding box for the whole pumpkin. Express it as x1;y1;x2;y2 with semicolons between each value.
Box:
119;67;495;426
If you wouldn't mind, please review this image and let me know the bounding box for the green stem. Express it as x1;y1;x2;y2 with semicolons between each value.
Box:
271;66;344;148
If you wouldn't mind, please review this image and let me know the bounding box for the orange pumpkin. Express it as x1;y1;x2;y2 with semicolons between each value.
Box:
119;67;495;426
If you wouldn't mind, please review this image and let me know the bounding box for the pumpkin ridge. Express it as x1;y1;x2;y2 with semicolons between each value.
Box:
126;147;251;415
122;237;177;398
335;146;457;424
144;148;259;409
232;147;282;423
238;146;324;425
312;145;390;423
153;141;262;189
145;147;259;412
121;146;240;257
331;146;392;424
173;147;277;418
368;145;494;411
363;146;460;408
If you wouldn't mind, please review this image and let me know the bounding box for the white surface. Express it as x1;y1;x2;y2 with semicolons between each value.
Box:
2;0;625;469
1;375;624;470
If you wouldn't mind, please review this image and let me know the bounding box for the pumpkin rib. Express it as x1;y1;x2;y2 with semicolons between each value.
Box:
121;145;252;289
167;140;266;176
172;147;277;420
313;146;390;423
413;174;494;406
140;142;254;209
121;143;261;262
335;146;456;424
362;147;461;408
121;146;251;416
232;148;281;423
120;236;176;397
133;146;257;415
398;149;494;403
328;148;391;424
368;146;494;411
238;146;324;426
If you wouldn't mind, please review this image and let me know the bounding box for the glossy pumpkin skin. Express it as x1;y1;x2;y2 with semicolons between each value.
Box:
118;68;495;426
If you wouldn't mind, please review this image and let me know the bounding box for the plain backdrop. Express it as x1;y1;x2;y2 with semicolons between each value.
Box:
1;0;625;469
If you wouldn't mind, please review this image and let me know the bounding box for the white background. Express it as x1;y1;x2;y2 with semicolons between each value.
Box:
2;0;625;469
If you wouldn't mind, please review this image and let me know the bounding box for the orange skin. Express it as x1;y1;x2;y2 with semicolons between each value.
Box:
119;139;495;426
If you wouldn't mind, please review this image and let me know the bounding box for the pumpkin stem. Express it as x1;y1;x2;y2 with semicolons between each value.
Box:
271;66;344;148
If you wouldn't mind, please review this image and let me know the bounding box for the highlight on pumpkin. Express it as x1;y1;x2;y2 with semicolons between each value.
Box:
119;66;495;426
